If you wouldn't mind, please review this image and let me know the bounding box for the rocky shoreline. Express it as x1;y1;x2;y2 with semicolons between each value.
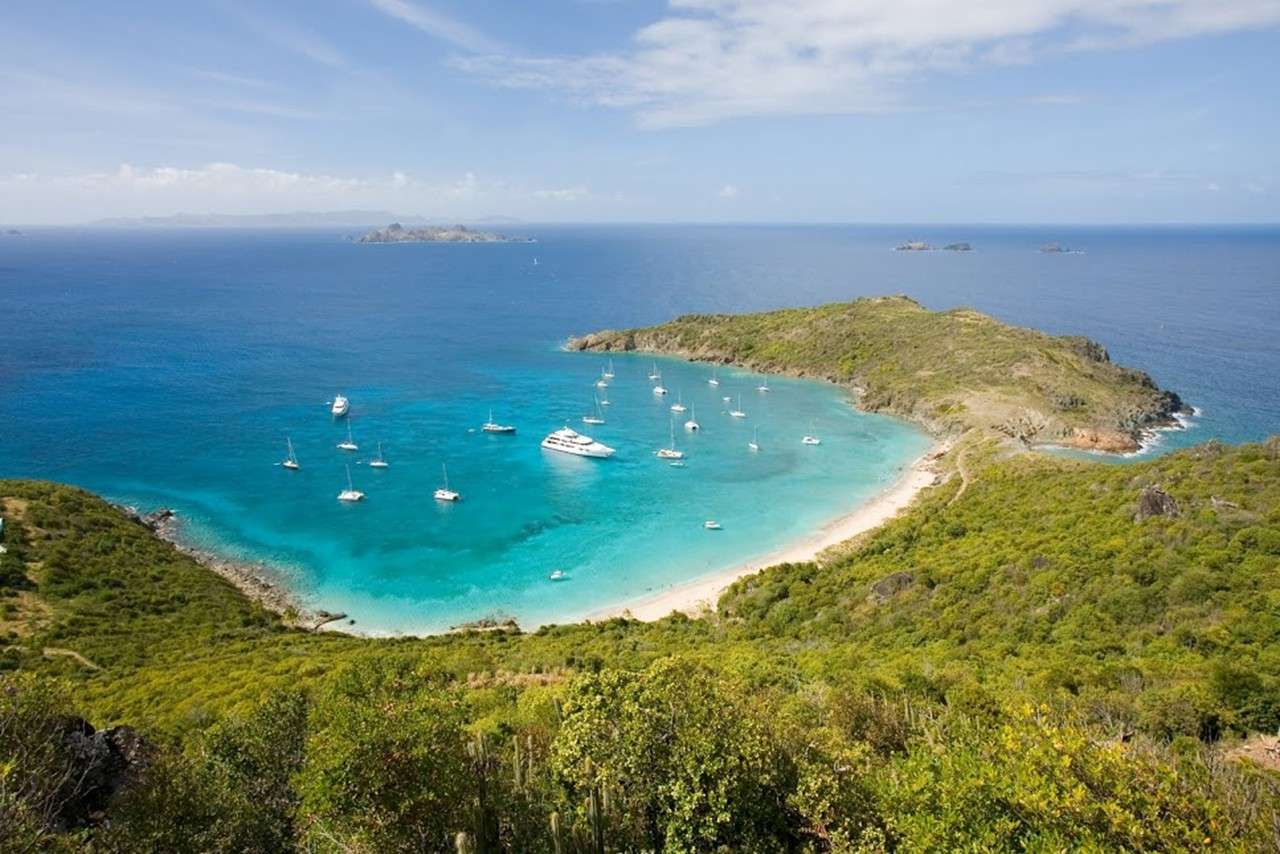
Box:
124;507;351;632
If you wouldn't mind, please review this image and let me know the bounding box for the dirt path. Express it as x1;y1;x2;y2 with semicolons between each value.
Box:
42;647;100;670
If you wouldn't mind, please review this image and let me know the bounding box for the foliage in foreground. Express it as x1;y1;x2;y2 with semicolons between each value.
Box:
2;437;1280;849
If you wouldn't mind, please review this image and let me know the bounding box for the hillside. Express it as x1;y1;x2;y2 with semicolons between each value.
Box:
568;296;1188;453
4;438;1279;849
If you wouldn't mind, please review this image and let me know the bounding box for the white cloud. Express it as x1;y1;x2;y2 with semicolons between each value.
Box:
368;0;503;53
718;184;738;198
532;186;590;201
455;0;1280;127
0;164;598;222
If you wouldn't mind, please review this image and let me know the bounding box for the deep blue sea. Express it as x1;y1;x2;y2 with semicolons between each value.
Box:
2;225;1277;632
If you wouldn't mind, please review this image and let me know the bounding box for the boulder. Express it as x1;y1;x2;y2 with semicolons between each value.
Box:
1135;486;1179;521
54;717;151;829
868;571;914;604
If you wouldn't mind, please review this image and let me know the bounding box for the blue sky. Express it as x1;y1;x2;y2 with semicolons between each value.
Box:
2;0;1278;223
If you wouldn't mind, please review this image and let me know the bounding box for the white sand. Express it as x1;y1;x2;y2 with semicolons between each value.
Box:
592;443;948;622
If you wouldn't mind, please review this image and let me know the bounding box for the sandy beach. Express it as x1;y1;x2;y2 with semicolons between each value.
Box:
592;442;949;623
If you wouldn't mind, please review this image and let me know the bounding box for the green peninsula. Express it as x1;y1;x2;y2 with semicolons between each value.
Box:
4;299;1279;852
569;295;1188;453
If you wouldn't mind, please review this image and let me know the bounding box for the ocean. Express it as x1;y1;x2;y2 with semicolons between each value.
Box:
2;224;1276;632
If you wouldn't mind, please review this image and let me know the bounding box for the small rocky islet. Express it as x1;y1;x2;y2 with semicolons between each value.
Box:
357;222;533;244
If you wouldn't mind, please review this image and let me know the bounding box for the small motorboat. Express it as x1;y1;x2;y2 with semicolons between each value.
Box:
549;569;567;581
704;520;722;530
482;408;516;434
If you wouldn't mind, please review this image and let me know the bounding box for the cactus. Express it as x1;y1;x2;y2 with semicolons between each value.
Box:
586;788;604;854
512;734;523;790
549;811;563;854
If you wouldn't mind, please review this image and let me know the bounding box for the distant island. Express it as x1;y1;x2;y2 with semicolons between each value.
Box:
1041;241;1084;254
896;240;973;251
358;223;533;244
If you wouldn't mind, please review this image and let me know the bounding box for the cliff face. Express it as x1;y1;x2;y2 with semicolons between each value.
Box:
568;296;1189;452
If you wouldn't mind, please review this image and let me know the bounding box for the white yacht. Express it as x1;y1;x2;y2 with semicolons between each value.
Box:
802;420;821;445
337;465;364;502
729;394;747;418
670;390;687;413
337;423;359;451
369;442;389;468
684;404;700;432
757;378;771;393
748;426;761;452
331;395;349;417
708;367;720;387
482;408;516;434
703;520;722;530
656;418;685;460
722;395;732;403
603;359;615;379
582;393;606;425
548;569;567;581
282;437;300;470
652;372;668;396
541;426;615;458
599;389;611;407
648;361;660;381
596;369;609;389
434;463;460;502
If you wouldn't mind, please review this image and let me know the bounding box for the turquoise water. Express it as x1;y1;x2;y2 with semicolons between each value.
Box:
3;225;1276;632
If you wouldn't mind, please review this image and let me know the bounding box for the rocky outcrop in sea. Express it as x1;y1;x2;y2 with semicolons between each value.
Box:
358;223;533;244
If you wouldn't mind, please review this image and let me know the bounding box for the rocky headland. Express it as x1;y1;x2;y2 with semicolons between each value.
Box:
568;295;1189;454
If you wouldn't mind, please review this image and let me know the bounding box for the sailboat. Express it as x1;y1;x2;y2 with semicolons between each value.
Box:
708;366;720;387
670;389;687;413
369;442;389;468
802;419;822;445
648;361;660;381
337;422;358;451
596;368;609;388
656;417;685;460
652;372;667;396
603;359;615;379
599;388;611;406
337;464;364;502
757;377;771;393
729;393;747;418
434;463;460;502
281;437;300;470
748;426;761;452
582;392;606;425
684;404;700;432
482;408;516;434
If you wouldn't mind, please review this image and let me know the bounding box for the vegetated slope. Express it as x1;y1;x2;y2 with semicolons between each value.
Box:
569;296;1188;452
4;441;1280;850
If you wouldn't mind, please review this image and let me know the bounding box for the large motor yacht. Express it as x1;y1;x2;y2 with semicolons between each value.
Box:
541;426;615;458
331;395;349;417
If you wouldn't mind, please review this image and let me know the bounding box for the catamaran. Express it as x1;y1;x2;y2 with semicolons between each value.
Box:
337;464;364;502
331;395;349;417
652;372;668;396
757;378;771;393
282;437;300;470
582;393;606;425
599;389;611;406
596;368;609;388
802;420;822;445
749;426;761;452
703;520;722;530
648;361;660;381
548;569;567;581
656;418;685;460
708;367;720;387
729;393;747;418
337;422;358;451
670;389;686;413
369;442;389;468
542;426;615;458
603;359;615;379
482;408;516;434
434;463;460;502
684;404;700;432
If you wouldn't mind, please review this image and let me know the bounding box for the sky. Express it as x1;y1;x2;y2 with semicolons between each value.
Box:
1;0;1278;224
